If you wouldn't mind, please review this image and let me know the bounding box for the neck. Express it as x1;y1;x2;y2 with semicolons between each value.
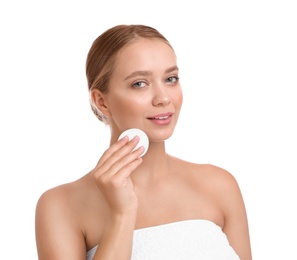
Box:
131;141;171;184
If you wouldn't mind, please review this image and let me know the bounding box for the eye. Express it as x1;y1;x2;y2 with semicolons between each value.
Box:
166;76;179;83
132;81;147;88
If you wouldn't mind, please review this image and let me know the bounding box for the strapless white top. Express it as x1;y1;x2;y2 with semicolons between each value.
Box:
86;219;240;259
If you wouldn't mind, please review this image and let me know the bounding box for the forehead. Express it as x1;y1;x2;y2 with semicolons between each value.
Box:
113;38;177;76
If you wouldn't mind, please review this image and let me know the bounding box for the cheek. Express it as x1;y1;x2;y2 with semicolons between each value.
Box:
113;100;135;115
174;88;183;110
109;95;147;120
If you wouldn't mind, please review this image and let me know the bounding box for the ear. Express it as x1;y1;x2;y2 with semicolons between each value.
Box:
91;89;112;118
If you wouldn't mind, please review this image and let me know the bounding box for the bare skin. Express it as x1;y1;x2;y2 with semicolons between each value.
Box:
35;142;251;259
35;38;252;259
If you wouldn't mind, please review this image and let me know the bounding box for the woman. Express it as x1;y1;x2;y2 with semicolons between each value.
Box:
35;24;252;259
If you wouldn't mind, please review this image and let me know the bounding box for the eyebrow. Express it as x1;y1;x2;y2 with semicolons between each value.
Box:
165;65;179;74
124;65;179;81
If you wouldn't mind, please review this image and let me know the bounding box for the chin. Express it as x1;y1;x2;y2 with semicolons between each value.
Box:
149;127;176;142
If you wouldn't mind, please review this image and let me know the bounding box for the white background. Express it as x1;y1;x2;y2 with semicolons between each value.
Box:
1;0;296;259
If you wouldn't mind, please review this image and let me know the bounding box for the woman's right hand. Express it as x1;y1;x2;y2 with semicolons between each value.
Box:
91;135;144;216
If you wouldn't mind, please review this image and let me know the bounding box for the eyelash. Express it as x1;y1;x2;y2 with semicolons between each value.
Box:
166;76;179;83
132;81;147;88
132;76;179;89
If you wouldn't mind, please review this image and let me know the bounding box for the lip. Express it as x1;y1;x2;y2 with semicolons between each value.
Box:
147;112;173;125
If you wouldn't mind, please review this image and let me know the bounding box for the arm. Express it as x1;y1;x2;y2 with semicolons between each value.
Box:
90;135;143;259
215;169;252;260
35;188;87;260
92;213;136;259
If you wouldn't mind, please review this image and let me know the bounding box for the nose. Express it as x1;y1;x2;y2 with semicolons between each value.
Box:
152;83;171;107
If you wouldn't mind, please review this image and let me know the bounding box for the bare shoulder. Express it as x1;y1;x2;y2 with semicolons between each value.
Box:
176;160;252;259
36;176;84;217
35;175;92;236
35;174;105;258
169;156;244;211
194;163;240;193
35;178;84;258
35;173;105;231
170;156;239;191
195;163;243;206
170;156;252;259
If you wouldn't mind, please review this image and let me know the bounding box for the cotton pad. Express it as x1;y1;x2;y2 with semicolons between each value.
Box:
118;128;149;157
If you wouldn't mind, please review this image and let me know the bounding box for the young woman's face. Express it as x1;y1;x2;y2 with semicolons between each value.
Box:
105;38;183;142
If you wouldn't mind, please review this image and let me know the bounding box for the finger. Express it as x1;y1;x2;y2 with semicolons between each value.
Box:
99;136;140;170
106;146;145;177
100;156;143;187
93;147;144;192
96;136;129;168
93;136;141;178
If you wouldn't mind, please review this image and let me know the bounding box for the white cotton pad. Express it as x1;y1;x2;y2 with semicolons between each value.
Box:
118;128;149;157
